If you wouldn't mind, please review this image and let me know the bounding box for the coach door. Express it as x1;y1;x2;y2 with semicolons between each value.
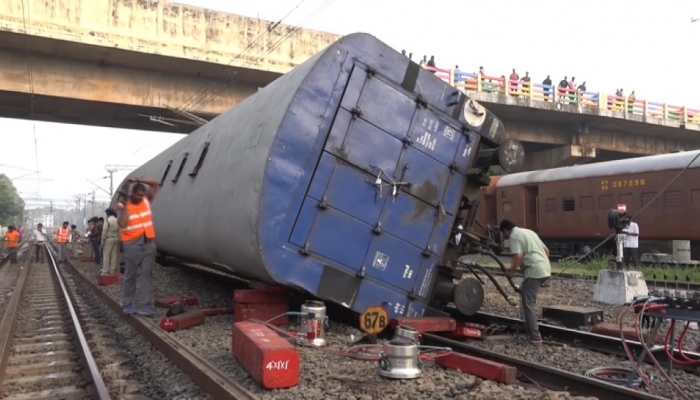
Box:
524;185;539;231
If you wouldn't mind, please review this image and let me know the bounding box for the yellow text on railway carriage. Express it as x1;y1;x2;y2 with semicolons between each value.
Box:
600;178;647;192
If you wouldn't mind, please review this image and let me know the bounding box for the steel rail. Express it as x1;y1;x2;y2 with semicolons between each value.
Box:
63;259;259;400
45;244;112;400
464;311;700;366
423;332;664;400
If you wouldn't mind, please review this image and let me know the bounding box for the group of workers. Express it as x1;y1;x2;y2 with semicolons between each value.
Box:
1;178;160;317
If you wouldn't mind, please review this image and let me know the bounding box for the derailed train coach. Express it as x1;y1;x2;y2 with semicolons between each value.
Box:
121;33;515;318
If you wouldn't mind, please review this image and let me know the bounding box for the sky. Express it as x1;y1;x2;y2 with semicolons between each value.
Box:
2;0;699;208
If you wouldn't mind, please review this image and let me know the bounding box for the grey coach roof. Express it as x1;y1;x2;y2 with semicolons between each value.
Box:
497;150;700;187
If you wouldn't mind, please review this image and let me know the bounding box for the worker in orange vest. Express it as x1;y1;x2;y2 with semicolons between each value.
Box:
116;178;159;316
3;225;21;265
54;221;72;263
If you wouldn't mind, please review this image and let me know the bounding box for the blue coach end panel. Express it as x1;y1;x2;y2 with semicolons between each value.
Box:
259;33;480;318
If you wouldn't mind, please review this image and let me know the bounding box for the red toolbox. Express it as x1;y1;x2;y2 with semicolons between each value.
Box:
232;321;300;389
160;310;206;332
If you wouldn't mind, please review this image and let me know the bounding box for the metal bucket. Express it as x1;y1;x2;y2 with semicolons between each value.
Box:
300;300;327;347
378;339;421;379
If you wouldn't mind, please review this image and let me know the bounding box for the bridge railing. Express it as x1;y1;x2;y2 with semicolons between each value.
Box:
439;66;699;130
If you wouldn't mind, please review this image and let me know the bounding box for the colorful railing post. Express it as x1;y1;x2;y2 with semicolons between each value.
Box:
663;103;668;122
598;93;606;115
683;107;688;126
623;97;628;118
642;100;648;122
477;74;482;92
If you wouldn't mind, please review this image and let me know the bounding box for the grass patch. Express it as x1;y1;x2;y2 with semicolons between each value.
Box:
557;256;700;283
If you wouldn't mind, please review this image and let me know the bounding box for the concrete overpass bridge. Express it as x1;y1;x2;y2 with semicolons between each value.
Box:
1;1;698;169
429;66;700;169
0;0;338;133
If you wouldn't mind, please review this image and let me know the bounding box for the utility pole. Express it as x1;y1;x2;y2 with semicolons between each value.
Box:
103;165;138;197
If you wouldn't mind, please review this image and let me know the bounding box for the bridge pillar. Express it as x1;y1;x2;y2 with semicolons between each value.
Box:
521;144;597;171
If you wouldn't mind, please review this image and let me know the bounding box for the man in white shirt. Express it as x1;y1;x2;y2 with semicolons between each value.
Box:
623;221;639;267
32;223;47;263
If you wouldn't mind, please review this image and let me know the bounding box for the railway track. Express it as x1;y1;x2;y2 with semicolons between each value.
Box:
0;245;112;399
462;311;700;366
62;258;258;400
423;333;664;400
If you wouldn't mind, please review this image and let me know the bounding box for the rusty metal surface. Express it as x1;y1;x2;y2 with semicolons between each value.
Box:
64;260;259;400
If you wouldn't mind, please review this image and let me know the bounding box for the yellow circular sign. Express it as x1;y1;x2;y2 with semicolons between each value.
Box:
359;306;389;335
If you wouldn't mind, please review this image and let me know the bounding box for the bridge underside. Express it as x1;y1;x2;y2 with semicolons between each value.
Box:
0;31;268;133
484;102;700;170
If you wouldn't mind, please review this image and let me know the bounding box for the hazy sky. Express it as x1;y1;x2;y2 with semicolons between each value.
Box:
2;0;699;208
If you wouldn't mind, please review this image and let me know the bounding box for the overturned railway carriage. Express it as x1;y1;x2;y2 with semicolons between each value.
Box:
478;151;700;258
124;33;506;318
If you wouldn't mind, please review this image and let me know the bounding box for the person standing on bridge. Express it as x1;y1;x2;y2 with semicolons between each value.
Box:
116;179;159;316
31;223;47;263
54;221;72;263
101;208;120;276
3;225;21;265
500;219;551;345
542;75;553;101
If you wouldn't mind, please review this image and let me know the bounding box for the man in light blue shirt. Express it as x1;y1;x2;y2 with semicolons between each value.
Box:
500;219;551;344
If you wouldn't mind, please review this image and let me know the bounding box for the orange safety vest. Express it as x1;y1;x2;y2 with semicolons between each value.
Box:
121;197;156;242
4;231;20;249
55;227;71;244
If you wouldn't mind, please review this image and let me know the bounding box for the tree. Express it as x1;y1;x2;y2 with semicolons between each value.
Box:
0;174;24;226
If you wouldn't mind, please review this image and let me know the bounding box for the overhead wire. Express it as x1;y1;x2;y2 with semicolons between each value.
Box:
174;0;312;116
181;0;336;119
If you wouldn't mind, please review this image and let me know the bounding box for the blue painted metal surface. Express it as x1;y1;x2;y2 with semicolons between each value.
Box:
125;33;499;318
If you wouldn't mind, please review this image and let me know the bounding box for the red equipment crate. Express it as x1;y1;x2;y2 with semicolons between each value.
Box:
394;317;457;333
234;287;288;304
435;352;517;384
234;302;289;326
97;274;121;286
231;321;299;389
160;310;206;332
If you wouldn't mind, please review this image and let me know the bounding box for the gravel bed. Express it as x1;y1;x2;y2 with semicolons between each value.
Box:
71;259;598;399
0;261;20;318
475;272;700;350
65;261;210;399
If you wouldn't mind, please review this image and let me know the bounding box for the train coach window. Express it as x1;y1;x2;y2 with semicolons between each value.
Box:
160;160;173;186
562;198;575;212
172;152;189;183
641;192;658;208
692;189;700;205
580;196;593;211
189;141;210;177
664;191;683;208
618;194;633;208
598;195;613;210
502;202;512;213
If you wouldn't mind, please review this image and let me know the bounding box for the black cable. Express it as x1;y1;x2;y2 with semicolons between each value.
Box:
460;261;517;306
480;250;521;293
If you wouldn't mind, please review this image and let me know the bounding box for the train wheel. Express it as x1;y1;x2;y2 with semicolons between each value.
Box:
454;277;484;316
